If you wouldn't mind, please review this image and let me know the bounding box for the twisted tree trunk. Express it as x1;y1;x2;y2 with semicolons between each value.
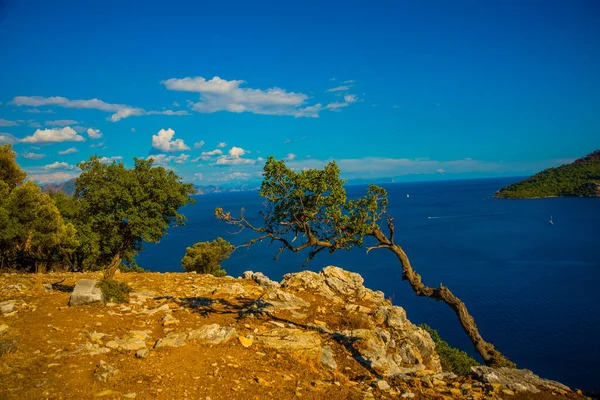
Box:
103;253;121;280
371;229;514;367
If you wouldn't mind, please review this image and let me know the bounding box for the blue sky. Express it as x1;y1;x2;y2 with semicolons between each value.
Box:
1;0;599;185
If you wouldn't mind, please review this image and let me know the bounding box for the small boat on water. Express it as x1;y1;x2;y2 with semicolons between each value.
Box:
549;216;554;225
406;194;410;198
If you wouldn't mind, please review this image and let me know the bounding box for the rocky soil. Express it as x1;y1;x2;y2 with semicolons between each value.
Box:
0;266;591;399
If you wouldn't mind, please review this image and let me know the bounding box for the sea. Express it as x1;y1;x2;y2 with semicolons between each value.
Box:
137;177;600;392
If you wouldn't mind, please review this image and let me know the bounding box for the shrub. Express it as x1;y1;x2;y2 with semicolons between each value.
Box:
98;279;132;303
340;312;372;330
181;237;233;277
419;323;480;375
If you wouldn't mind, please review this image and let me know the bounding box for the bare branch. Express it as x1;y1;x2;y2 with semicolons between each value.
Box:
366;244;389;254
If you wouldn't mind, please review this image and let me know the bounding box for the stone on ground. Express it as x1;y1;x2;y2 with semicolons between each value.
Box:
69;280;104;306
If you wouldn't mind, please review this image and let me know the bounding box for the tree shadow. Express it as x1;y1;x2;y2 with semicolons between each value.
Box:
174;294;381;378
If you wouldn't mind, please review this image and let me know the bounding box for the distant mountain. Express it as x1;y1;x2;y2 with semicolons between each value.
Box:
193;184;260;195
495;150;600;199
41;178;77;196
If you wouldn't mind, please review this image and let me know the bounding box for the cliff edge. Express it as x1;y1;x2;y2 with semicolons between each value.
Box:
0;267;586;399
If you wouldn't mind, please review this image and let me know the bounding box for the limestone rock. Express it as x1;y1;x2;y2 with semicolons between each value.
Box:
470;366;571;393
342;328;403;377
135;348;149;359
238;336;253;348
373;306;407;330
212;283;246;297
256;328;321;357
162;313;179;326
241;271;281;288
376;380;391;391
257;289;310;311
142;304;169;315
345;304;373;314
69;280;104;306
94;360;119;382
0;301;16;315
188;324;237;344
154;332;187;348
320;345;337;371
105;330;150;351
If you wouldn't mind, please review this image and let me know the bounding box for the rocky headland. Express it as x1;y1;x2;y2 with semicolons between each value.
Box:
0;267;589;399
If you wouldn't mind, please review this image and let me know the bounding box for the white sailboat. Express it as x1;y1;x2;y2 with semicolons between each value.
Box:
549;216;553;225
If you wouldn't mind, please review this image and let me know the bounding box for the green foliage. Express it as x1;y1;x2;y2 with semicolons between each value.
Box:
0;179;77;271
496;150;600;198
97;279;132;303
0;144;26;189
75;156;195;270
119;262;146;273
215;156;389;264
419;324;480;375
181;237;233;276
49;191;100;271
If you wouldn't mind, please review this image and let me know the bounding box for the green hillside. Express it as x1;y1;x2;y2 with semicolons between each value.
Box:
495;150;600;199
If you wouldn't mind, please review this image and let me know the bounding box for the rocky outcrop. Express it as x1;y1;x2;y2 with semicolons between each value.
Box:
255;328;321;357
69;279;104;306
187;324;237;344
241;271;280;288
0;268;582;399
471;366;572;394
282;266;441;376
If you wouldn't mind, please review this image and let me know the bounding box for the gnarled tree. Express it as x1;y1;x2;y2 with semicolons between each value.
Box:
75;156;195;278
215;156;514;367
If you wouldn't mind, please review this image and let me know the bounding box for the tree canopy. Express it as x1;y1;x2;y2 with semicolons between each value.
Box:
0;144;27;189
75;156;195;277
215;156;513;367
181;237;233;277
496;149;600;198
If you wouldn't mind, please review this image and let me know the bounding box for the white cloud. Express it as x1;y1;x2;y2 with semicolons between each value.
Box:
131;128;136;132
25;109;55;114
193;173;203;181
325;102;349;112
214;156;256;166
325;86;350;93
437;168;445;173
21;152;46;160
99;156;123;164
87;128;102;139
148;153;188;166
45;119;79;126
0;119;18;127
11;96;187;122
43;161;74;170
343;80;356;84
283;139;293;144
90;142;104;148
344;94;358;103
257;157;265;162
28;121;42;128
228;146;248;158
58;147;78;155
217;142;227;148
201;149;222;156
162;76;322;118
285;153;297;161
27;171;78;184
194;140;205;149
151;128;190;153
21;127;85;144
0;133;18;144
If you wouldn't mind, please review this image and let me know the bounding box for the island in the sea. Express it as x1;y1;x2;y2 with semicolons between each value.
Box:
495;150;600;199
